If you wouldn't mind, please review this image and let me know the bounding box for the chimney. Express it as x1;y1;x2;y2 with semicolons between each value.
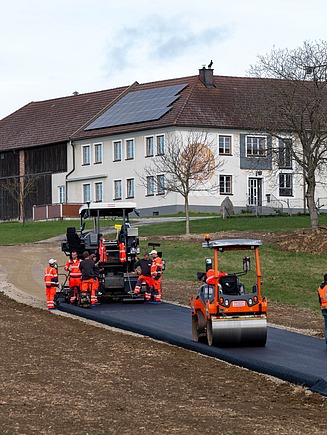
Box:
198;66;214;88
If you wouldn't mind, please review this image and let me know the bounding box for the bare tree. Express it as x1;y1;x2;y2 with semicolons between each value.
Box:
248;40;327;228
1;175;38;224
138;131;223;235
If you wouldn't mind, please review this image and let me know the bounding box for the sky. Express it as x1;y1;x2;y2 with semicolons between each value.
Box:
1;0;327;120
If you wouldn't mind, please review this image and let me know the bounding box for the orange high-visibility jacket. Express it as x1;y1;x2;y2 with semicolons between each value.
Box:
64;259;82;278
206;269;227;285
119;243;126;263
44;266;58;287
318;283;327;309
151;257;163;279
99;241;107;262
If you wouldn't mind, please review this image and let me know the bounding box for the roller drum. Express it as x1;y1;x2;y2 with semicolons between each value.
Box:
210;317;267;347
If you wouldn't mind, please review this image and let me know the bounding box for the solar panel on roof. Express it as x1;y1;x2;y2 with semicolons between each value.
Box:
85;83;188;130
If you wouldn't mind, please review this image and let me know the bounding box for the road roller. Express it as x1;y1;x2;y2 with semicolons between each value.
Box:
190;236;267;347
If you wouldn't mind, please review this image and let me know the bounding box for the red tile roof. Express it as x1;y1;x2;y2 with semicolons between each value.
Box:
0;72;273;151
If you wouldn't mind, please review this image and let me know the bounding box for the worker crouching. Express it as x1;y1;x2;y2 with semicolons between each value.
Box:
133;252;153;300
44;259;59;310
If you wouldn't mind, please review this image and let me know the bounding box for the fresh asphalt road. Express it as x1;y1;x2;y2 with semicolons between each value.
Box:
58;301;327;397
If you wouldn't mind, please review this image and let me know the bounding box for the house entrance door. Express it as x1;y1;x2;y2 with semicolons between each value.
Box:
248;178;262;212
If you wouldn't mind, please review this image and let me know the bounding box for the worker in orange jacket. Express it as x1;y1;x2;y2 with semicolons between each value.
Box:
133;252;153;299
44;259;59;310
150;249;163;303
64;250;82;304
205;269;227;286
318;273;327;347
99;234;107;263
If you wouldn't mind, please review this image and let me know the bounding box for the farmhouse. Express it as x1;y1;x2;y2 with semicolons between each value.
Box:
0;66;323;221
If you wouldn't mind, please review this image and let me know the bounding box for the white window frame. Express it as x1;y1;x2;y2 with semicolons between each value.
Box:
58;185;66;204
157;174;165;195
113;140;122;161
83;183;91;202
94;143;103;164
126;178;135;198
125;138;135;160
279;173;293;197
95;182;103;202
219;175;232;195
82;145;91;165
145;136;154;157
156;134;165;155
218;135;232;155
146;176;155;196
114;180;122;200
246;135;267;157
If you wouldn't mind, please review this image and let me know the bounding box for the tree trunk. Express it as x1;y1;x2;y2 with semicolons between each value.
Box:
306;177;319;229
184;196;190;235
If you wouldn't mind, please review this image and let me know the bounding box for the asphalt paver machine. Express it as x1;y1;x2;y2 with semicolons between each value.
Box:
61;202;141;302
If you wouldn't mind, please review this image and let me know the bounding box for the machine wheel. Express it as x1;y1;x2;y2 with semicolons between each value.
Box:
192;311;207;343
207;319;213;346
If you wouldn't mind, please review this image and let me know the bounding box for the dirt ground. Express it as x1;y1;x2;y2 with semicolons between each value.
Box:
1;229;327;434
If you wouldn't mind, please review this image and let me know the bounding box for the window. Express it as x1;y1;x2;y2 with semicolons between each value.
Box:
157;174;165;195
113;141;122;161
279;173;293;196
58;186;66;203
145;136;154;157
126;139;134;159
94;143;103;164
219;175;232;195
146;176;155;196
83;184;91;202
156;135;165;155
82;145;91;165
246;136;266;157
114;180;122;200
95;182;103;202
126;178;135;198
278;139;292;169
219;135;232;155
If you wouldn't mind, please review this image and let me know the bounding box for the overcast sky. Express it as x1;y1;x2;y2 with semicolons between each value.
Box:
1;0;327;120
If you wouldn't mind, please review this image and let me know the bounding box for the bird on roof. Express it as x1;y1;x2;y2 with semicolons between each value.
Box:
208;60;213;68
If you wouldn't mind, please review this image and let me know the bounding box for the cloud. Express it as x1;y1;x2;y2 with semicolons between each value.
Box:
104;14;230;74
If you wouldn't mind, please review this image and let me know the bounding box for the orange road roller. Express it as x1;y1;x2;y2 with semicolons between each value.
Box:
190;236;268;347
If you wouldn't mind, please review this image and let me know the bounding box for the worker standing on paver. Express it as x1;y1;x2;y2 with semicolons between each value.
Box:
99;234;108;263
44;259;59;310
150;249;163;303
64;250;82;304
318;273;327;348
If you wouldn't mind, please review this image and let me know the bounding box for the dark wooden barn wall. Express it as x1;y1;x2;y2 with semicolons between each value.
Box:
0;143;67;221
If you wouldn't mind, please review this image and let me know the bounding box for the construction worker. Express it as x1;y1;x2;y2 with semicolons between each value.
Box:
317;273;327;347
64;250;82;304
133;252;153;300
150;249;163;303
90;253;100;304
205;269;227;285
99;234;108;263
79;251;97;306
44;259;59;310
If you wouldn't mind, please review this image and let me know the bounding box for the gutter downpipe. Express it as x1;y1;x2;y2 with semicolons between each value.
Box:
65;139;76;204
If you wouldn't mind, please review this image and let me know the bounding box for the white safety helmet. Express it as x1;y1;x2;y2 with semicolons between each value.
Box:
149;250;157;255
49;258;57;265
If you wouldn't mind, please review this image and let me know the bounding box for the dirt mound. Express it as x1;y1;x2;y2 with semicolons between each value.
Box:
159;227;327;255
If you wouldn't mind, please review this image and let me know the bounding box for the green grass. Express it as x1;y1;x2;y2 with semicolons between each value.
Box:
0;214;326;311
137;214;327;237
